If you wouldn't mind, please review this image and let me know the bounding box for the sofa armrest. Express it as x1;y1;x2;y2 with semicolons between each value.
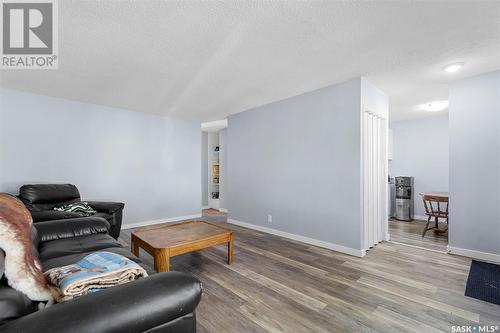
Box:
87;201;124;214
0;272;202;333
87;201;124;239
35;217;110;242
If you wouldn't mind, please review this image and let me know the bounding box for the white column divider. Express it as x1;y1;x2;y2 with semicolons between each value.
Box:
363;111;386;251
363;112;369;249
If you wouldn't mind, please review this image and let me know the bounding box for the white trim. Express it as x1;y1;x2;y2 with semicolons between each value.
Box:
219;208;228;213
122;214;202;230
390;215;428;221
447;246;500;264
228;219;365;257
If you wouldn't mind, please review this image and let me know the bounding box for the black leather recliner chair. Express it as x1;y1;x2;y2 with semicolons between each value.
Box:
18;184;124;239
0;216;202;332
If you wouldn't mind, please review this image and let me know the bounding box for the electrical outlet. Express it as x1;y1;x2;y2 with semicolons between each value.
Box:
267;214;272;223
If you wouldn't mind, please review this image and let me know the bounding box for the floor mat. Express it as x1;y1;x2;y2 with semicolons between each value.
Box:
465;260;500;305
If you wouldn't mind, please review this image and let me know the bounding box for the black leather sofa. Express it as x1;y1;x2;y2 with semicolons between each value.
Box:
18;184;124;239
0;217;202;332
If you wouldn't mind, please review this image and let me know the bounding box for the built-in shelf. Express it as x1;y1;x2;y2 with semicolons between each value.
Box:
207;132;221;210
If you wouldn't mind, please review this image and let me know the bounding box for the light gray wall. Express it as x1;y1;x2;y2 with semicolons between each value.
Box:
201;132;208;206
227;78;364;250
0;88;202;225
389;115;449;217
449;70;500;256
361;78;389;119
219;128;227;210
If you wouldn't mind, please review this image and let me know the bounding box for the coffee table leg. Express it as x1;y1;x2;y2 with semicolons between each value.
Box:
227;234;233;265
131;236;139;257
155;249;170;272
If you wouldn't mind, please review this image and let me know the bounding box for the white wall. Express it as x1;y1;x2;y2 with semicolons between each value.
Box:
448;70;500;260
0;88;202;226
389;115;449;218
227;77;382;254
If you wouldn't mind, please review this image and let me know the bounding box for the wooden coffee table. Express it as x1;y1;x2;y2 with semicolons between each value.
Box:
131;220;233;272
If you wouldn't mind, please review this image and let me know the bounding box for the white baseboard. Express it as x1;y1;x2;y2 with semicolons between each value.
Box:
390;215;427;221
122;213;202;230
219;208;228;213
228;218;365;257
447;245;500;264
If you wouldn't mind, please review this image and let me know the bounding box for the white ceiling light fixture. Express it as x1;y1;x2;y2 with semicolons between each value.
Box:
443;62;464;73
419;100;449;112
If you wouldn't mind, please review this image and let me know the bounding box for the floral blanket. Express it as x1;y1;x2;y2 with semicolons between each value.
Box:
44;251;147;302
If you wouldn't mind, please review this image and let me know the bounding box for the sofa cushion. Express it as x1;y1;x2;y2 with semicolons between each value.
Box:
19;184;80;211
0;283;36;325
35;217;109;243
41;247;154;275
30;210;82;223
38;234;123;261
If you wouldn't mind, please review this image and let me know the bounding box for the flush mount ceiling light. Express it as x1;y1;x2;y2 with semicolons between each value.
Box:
443;62;464;73
419;100;449;112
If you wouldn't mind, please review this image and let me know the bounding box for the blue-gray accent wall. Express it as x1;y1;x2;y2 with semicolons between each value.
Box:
0;88;202;225
226;78;364;250
449;70;500;256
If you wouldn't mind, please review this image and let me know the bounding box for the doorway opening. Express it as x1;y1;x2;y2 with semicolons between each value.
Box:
201;120;228;215
387;114;449;252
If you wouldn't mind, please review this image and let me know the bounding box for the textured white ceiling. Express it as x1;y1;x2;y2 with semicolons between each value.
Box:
1;1;499;122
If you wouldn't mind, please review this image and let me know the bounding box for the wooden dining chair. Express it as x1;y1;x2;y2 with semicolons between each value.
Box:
421;194;449;237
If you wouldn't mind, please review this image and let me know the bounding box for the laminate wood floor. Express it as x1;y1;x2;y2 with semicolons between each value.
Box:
389;218;448;252
119;210;499;333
